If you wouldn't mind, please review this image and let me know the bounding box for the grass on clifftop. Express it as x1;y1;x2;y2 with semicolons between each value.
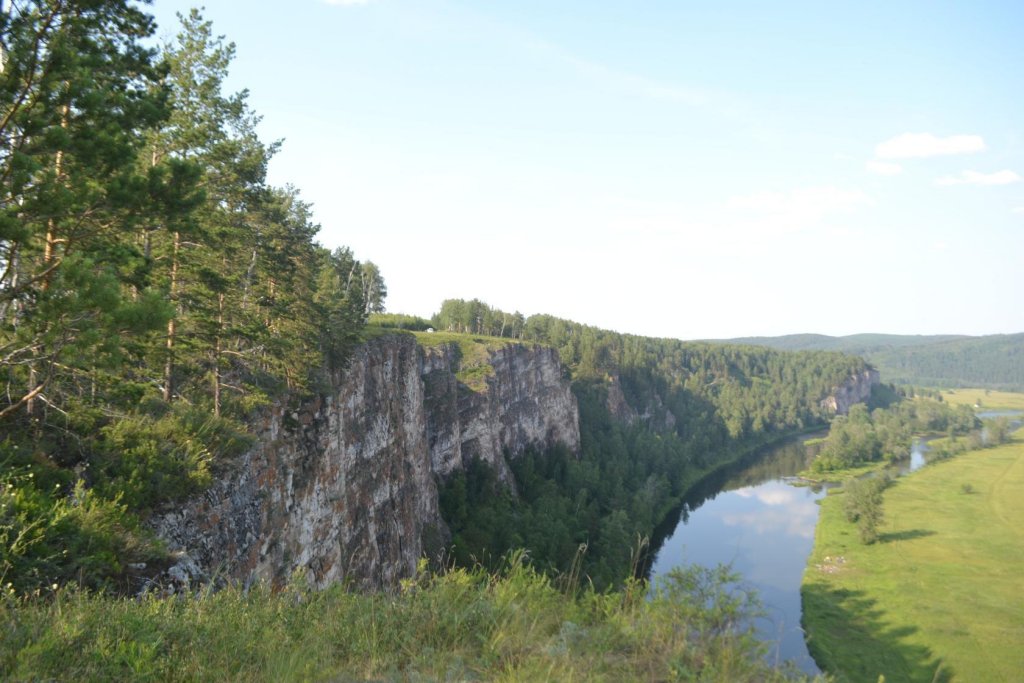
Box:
358;327;525;391
412;330;523;391
2;556;812;682
802;434;1024;682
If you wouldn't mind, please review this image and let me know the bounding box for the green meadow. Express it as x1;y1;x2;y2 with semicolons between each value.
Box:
802;434;1024;682
939;389;1024;412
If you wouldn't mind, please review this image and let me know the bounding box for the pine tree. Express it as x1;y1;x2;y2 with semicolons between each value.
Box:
0;0;179;419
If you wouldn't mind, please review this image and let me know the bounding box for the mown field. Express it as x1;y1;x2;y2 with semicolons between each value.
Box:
938;389;1024;412
802;434;1024;682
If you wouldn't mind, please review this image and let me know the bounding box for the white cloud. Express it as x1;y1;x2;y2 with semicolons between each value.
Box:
323;0;375;5
727;185;872;233
1011;207;1024;214
866;160;903;176
935;170;1022;187
875;133;986;159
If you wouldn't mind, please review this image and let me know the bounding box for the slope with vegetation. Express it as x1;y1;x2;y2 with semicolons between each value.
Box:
0;4;381;593
416;300;873;588
719;333;1024;391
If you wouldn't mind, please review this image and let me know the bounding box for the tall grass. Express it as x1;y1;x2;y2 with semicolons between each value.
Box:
2;556;814;681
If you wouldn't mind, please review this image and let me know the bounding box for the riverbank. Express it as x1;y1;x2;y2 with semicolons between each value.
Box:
801;434;1024;682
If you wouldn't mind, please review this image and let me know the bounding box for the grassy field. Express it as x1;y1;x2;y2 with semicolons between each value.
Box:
938;389;1024;412
802;435;1024;682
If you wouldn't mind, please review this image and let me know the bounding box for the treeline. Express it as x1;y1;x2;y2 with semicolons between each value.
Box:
435;299;871;587
720;332;1024;392
435;298;871;439
810;400;979;473
0;5;378;591
870;334;1024;391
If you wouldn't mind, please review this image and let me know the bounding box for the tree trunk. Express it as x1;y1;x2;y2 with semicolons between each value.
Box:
163;230;180;402
213;291;223;418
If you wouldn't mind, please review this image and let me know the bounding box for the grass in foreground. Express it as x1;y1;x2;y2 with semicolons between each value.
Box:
1;557;812;682
802;435;1024;682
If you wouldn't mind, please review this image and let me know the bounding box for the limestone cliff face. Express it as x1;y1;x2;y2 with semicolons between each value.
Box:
152;335;579;591
425;343;579;483
820;368;880;415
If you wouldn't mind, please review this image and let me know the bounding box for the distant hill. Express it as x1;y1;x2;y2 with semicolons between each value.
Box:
711;333;1024;392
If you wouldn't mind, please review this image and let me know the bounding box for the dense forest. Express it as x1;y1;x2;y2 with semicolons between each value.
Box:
0;4;380;592
419;300;871;587
720;332;1024;391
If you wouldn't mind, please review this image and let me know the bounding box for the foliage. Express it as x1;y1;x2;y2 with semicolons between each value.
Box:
368;312;433;331
0;468;162;594
841;475;890;544
0;6;380;592
810;399;978;473
432;304;869;587
721;333;1024;392
0;557;809;682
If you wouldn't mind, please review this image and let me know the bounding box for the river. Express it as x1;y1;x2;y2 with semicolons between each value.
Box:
645;434;933;676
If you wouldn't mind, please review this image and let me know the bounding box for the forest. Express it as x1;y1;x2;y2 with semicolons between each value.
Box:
422;300;871;587
720;332;1024;391
0;4;380;592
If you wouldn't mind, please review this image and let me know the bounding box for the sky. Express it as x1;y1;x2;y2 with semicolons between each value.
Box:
147;0;1024;339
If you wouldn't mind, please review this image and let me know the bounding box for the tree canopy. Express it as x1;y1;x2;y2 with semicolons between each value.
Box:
0;4;382;592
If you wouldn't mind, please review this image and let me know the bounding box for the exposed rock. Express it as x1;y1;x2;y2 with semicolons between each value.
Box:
604;374;676;433
820;368;880;415
425;343;579;483
604;375;638;426
152;335;579;591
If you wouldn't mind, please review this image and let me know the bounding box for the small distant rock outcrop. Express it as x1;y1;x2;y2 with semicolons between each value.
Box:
152;335;579;591
820;368;880;415
604;374;676;433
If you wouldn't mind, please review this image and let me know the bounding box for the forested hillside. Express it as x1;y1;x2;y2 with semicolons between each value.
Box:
421;300;871;586
0;5;379;592
718;332;1024;391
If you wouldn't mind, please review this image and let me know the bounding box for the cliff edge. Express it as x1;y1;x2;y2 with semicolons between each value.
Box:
152;334;579;590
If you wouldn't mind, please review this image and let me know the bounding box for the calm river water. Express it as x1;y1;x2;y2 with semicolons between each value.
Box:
646;411;1022;675
646;434;932;675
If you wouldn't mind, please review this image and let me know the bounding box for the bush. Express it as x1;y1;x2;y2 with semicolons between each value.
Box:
842;475;889;544
1;472;161;593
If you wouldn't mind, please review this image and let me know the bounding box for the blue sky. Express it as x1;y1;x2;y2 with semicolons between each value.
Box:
148;1;1024;339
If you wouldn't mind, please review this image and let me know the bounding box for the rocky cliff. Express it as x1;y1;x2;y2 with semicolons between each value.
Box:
153;334;579;591
604;373;677;434
820;368;880;415
425;342;579;483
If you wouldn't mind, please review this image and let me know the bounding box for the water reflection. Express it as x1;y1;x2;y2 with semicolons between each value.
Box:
727;482;820;539
648;415;1021;675
647;435;827;675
